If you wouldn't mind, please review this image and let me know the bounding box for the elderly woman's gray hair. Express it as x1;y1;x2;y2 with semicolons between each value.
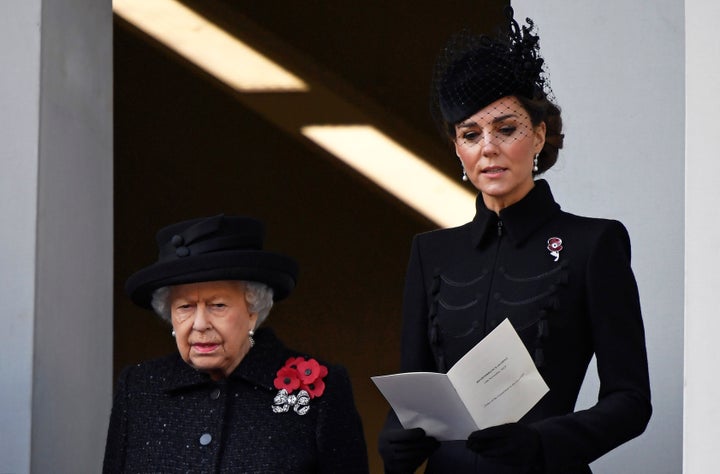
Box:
150;281;274;327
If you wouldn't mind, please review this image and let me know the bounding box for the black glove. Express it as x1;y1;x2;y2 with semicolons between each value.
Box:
466;423;542;468
379;427;440;473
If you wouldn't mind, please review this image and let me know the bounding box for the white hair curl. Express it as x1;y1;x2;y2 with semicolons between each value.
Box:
150;281;274;327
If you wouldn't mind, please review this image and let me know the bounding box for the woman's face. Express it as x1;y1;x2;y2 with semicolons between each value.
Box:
169;280;258;380
454;95;546;213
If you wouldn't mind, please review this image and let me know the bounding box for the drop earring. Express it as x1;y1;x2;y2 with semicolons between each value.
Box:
249;329;255;348
533;154;539;172
458;155;468;182
171;330;176;338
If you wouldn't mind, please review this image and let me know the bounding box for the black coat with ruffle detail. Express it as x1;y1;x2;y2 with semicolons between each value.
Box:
103;328;369;473
383;180;651;473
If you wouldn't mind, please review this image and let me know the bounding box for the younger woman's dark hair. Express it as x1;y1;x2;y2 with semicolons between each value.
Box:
517;94;564;174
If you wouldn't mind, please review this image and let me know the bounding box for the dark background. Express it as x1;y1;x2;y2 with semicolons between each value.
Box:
114;2;508;471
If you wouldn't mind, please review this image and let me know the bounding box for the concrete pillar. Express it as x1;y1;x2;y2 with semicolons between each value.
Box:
0;0;113;472
684;1;720;472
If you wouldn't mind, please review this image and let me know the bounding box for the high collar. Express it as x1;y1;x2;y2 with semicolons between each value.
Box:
161;327;288;393
470;179;561;247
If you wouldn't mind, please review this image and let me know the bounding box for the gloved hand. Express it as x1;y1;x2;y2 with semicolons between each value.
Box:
379;427;440;473
466;423;542;468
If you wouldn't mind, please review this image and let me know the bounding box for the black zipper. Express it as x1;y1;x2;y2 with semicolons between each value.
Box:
482;219;504;334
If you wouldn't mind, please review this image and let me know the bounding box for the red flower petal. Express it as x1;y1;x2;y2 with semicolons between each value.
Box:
284;356;303;370
318;364;328;378
302;377;326;398
297;359;321;384
274;366;300;391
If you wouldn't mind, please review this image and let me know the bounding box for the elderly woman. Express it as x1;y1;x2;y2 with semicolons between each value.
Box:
103;215;369;473
378;7;651;474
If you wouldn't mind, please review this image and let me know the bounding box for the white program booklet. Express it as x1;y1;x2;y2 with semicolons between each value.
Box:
372;318;549;441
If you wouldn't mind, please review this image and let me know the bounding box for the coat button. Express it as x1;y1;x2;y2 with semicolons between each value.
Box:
210;388;221;400
199;433;212;446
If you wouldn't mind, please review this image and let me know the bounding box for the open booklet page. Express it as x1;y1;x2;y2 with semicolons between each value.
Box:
372;319;549;441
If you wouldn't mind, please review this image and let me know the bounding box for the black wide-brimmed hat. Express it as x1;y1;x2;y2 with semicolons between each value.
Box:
125;215;299;309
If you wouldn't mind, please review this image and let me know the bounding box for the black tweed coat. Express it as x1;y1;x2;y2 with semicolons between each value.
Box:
103;328;368;473
381;180;651;473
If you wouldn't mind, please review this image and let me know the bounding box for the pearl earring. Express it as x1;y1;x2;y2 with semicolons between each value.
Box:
171;330;176;338
462;170;468;182
533;154;539;172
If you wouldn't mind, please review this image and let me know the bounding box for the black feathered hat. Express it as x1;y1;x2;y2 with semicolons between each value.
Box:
432;6;548;125
125;215;298;309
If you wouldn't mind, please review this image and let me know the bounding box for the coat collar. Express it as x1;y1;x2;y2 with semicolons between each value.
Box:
233;327;290;390
161;327;289;393
470;179;561;247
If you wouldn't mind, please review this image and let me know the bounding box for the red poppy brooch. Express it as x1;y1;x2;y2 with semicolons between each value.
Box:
272;357;328;415
547;237;563;261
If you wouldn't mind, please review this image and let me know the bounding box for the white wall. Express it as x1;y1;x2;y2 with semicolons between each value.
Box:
0;0;113;472
513;1;685;472
0;1;42;471
684;1;720;473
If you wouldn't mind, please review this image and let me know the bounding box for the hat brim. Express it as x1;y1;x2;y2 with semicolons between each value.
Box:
125;250;298;310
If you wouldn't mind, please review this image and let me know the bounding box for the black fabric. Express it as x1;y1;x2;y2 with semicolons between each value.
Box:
103;328;369;473
467;423;542;469
433;7;547;125
378;427;440;474
379;180;651;473
125;215;299;308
